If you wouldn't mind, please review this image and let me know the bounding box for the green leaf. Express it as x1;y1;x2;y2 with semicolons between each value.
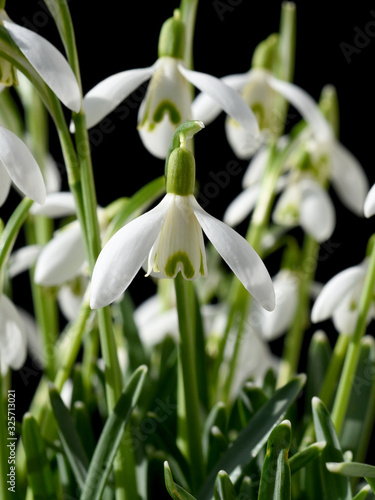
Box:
289;441;326;475
202;402;227;462
352;485;372;500
340;336;375;460
326;462;375;479
214;470;237;500
238;475;258;500
80;365;148;500
306;331;332;413
164;461;197;500
257;420;292;500
198;374;306;500
48;384;89;489
312;397;352;500
207;427;228;475
22;413;57;500
71;402;96;460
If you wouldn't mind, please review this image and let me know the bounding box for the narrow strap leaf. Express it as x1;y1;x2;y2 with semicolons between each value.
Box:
79;365;148;500
257;420;292;500
164;461;197;500
48;384;89;489
22;413;57;500
214;470;237;500
198;374;306;500
289;441;326;475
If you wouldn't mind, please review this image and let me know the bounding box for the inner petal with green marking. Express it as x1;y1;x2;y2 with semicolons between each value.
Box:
147;194;207;281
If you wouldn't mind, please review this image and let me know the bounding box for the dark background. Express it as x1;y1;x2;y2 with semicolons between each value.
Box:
4;0;375;443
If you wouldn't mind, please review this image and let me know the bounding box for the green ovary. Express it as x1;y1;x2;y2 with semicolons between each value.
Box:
153;100;181;124
165;251;195;279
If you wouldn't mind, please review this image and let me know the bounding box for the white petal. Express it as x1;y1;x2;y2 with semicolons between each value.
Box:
267;76;333;143
258;271;299;340
8;245;41;278
223;185;260;227
138;111;176;159
331;141;369;216
34;221;86;286
0;126;46;204
58;281;86;322
30;192;77;217
3;19;81;112
137;307;179;346
242;147;270;187
311;263;367;323
0;159;11;206
17;307;43;368
300;179;335;242
44;154;62;194
82;65;156;129
90;195;172;309
192;72;249;125
225;117;266;159
273;182;301;228
190;197;275;311
0;294;27;371
178;64;260;137
364;183;375;218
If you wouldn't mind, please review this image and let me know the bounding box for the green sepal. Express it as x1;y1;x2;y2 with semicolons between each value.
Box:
257;420;292;500
158;9;186;60
252;33;279;71
289;441;326;475
21;413;57;500
164;460;197;500
312;397;352;500
214;470;237;500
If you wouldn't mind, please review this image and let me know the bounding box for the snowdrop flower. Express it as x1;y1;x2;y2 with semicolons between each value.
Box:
90;122;275;311
0;11;81;111
224;116;369;241
311;259;374;334
0;293;27;375
193;62;333;159
0;125;46;206
81;10;259;159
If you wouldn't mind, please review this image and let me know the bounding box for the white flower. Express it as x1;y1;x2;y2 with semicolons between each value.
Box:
90;193;275;311
224;125;369;241
81;58;259;159
0;294;27;375
0;12;81;111
311;260;374;334
192;67;333;159
0;125;46;206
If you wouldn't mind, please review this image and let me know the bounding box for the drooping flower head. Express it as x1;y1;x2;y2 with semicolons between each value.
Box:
90;121;275;311
81;10;259;159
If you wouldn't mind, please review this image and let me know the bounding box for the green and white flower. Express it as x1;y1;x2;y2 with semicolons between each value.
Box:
81;10;259;159
90;140;275;311
311;259;374;334
193;67;333;158
0;10;81;111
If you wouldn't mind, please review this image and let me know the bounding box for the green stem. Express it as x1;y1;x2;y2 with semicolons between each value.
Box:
277;235;318;387
0;367;8;500
174;274;205;493
319;333;350;407
179;0;199;70
331;241;375;434
0;198;33;288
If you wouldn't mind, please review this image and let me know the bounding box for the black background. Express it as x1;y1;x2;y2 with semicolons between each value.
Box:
4;0;375;444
